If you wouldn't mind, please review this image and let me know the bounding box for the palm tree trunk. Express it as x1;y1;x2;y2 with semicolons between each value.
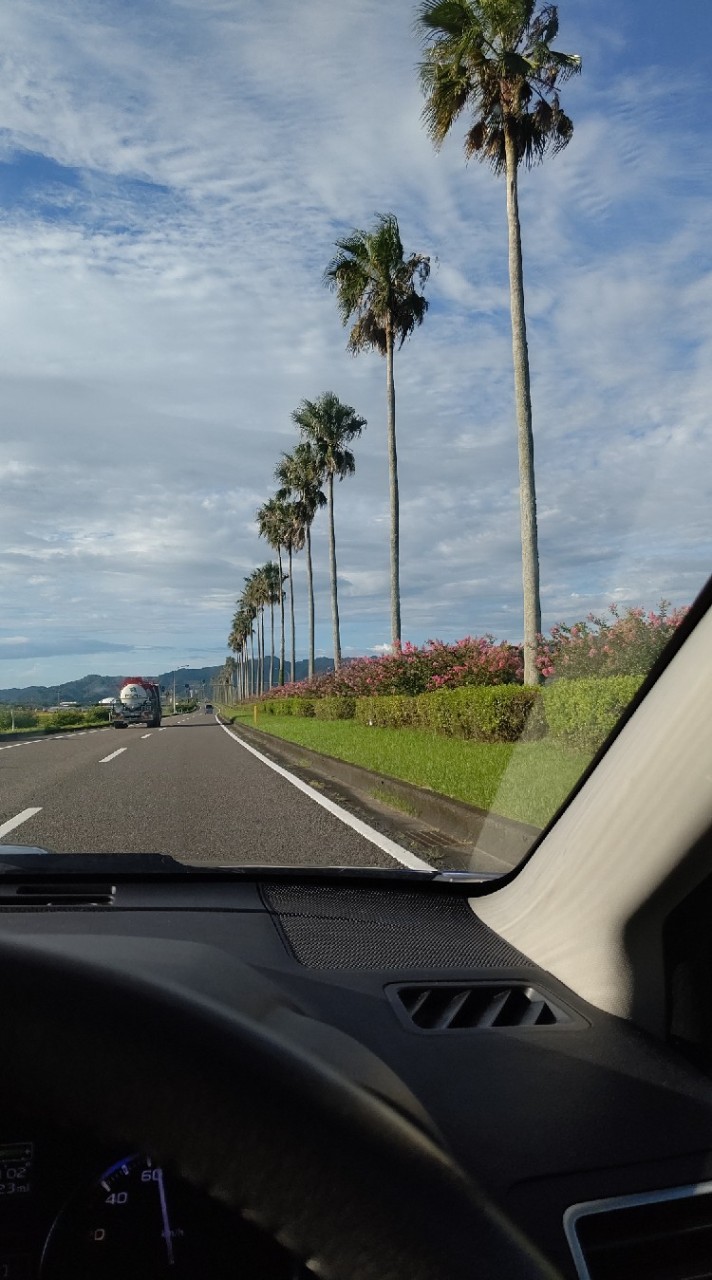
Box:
288;546;296;684
277;546;285;685
306;525;315;679
505;126;541;687
327;471;341;669
385;324;401;649
258;610;264;696
249;632;255;698
269;601;275;690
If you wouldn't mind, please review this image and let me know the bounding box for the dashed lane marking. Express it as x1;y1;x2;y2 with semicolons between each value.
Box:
140;733;151;739
0;727;112;753
0;807;42;839
99;748;127;764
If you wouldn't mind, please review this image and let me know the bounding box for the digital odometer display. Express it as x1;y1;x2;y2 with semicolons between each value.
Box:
40;1153;304;1279
0;1144;33;1200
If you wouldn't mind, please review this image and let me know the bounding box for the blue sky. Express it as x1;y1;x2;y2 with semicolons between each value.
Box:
0;0;710;686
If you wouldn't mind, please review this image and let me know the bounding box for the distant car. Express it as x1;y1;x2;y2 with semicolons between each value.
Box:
205;703;213;713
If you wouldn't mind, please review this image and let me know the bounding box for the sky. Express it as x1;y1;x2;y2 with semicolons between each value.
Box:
0;0;710;687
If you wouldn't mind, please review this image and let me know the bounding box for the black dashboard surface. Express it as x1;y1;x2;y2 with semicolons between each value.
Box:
2;874;712;1278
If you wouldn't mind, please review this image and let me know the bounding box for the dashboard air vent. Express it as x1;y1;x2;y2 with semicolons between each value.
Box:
565;1184;712;1280
0;882;115;907
389;982;572;1031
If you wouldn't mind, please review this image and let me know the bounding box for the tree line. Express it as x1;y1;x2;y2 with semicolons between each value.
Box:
223;1;581;700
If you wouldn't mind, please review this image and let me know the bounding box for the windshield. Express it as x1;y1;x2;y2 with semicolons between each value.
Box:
0;0;709;876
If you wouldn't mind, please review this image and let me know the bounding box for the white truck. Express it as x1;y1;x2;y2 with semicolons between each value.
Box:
112;678;162;729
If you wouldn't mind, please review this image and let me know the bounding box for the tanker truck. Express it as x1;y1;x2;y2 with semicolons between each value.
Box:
112;677;162;729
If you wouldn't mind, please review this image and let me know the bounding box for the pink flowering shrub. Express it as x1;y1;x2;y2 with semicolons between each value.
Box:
264;637;524;701
537;602;689;680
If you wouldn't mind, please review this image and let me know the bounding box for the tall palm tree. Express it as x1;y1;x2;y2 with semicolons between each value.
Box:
248;566;271;695
224;656;237;705
256;497;291;686
232;608;253;700
292;392;366;670
275;444;326;680
240;579;261;697
417;0;581;683
324;213;429;649
283;500;305;684
261;561;283;690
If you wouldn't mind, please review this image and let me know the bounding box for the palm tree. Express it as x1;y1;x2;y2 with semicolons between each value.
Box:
275;444;326;680
256;497;291;686
283;500;305;684
239;579;261;697
261;561;283;689
292;392;366;669
324;212;429;649
224;656;237;704
248;566;271;695
417;0;581;683
230;608;253;700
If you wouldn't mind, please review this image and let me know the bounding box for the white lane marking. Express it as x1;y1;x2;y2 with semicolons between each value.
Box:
219;723;432;872
0;726;113;753
141;733;151;739
0;807;42;839
99;748;127;763
159;727;166;732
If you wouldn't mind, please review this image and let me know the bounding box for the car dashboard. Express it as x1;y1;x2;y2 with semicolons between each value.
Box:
2;869;712;1280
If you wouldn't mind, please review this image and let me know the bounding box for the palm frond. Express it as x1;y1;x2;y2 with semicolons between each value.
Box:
325;212;429;358
417;0;580;172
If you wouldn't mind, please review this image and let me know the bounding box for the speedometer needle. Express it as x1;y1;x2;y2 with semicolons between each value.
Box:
156;1166;175;1266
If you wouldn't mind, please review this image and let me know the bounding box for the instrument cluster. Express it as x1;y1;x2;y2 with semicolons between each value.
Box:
0;1132;305;1279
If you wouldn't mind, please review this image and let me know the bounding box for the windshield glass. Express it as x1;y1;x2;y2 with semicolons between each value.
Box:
0;0;709;875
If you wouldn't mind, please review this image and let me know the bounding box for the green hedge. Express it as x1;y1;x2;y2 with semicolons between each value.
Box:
255;696;317;718
354;685;540;741
314;696;356;721
239;676;644;752
354;695;419;729
424;686;541;741
542;675;643;750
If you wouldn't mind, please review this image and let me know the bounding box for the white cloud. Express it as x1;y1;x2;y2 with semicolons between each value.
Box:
0;0;709;685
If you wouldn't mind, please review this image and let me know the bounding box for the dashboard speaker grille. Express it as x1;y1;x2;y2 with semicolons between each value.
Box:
261;884;529;970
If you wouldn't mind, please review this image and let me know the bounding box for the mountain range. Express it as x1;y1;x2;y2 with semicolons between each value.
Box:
0;659;334;706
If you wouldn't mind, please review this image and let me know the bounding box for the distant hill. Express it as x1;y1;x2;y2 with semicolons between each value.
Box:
0;657;334;706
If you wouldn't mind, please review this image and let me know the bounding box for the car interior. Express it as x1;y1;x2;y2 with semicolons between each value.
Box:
1;576;711;1279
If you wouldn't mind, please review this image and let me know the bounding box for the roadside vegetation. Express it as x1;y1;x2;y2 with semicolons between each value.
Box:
217;604;688;826
220;709;589;828
0;705;115;736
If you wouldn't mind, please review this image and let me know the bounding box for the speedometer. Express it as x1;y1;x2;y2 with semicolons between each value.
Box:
40;1152;305;1278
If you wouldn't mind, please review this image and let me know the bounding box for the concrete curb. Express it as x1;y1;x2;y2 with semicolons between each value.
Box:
222;717;540;872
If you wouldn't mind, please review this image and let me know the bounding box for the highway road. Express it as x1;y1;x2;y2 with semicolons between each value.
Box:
0;711;432;870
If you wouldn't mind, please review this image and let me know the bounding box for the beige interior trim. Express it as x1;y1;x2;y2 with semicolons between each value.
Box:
474;606;712;1036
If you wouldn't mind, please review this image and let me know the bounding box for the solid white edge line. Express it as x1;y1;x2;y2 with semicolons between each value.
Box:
218;721;432;872
0;807;42;839
99;748;127;763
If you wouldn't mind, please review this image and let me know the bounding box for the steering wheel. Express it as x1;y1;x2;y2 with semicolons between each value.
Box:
1;931;562;1280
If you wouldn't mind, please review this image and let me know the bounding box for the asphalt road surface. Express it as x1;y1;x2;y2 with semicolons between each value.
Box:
0;711;432;870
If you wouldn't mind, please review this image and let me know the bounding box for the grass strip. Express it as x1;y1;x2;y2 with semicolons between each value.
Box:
225;711;591;829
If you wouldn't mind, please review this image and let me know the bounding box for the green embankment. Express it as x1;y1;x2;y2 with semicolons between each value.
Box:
222;707;591;828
